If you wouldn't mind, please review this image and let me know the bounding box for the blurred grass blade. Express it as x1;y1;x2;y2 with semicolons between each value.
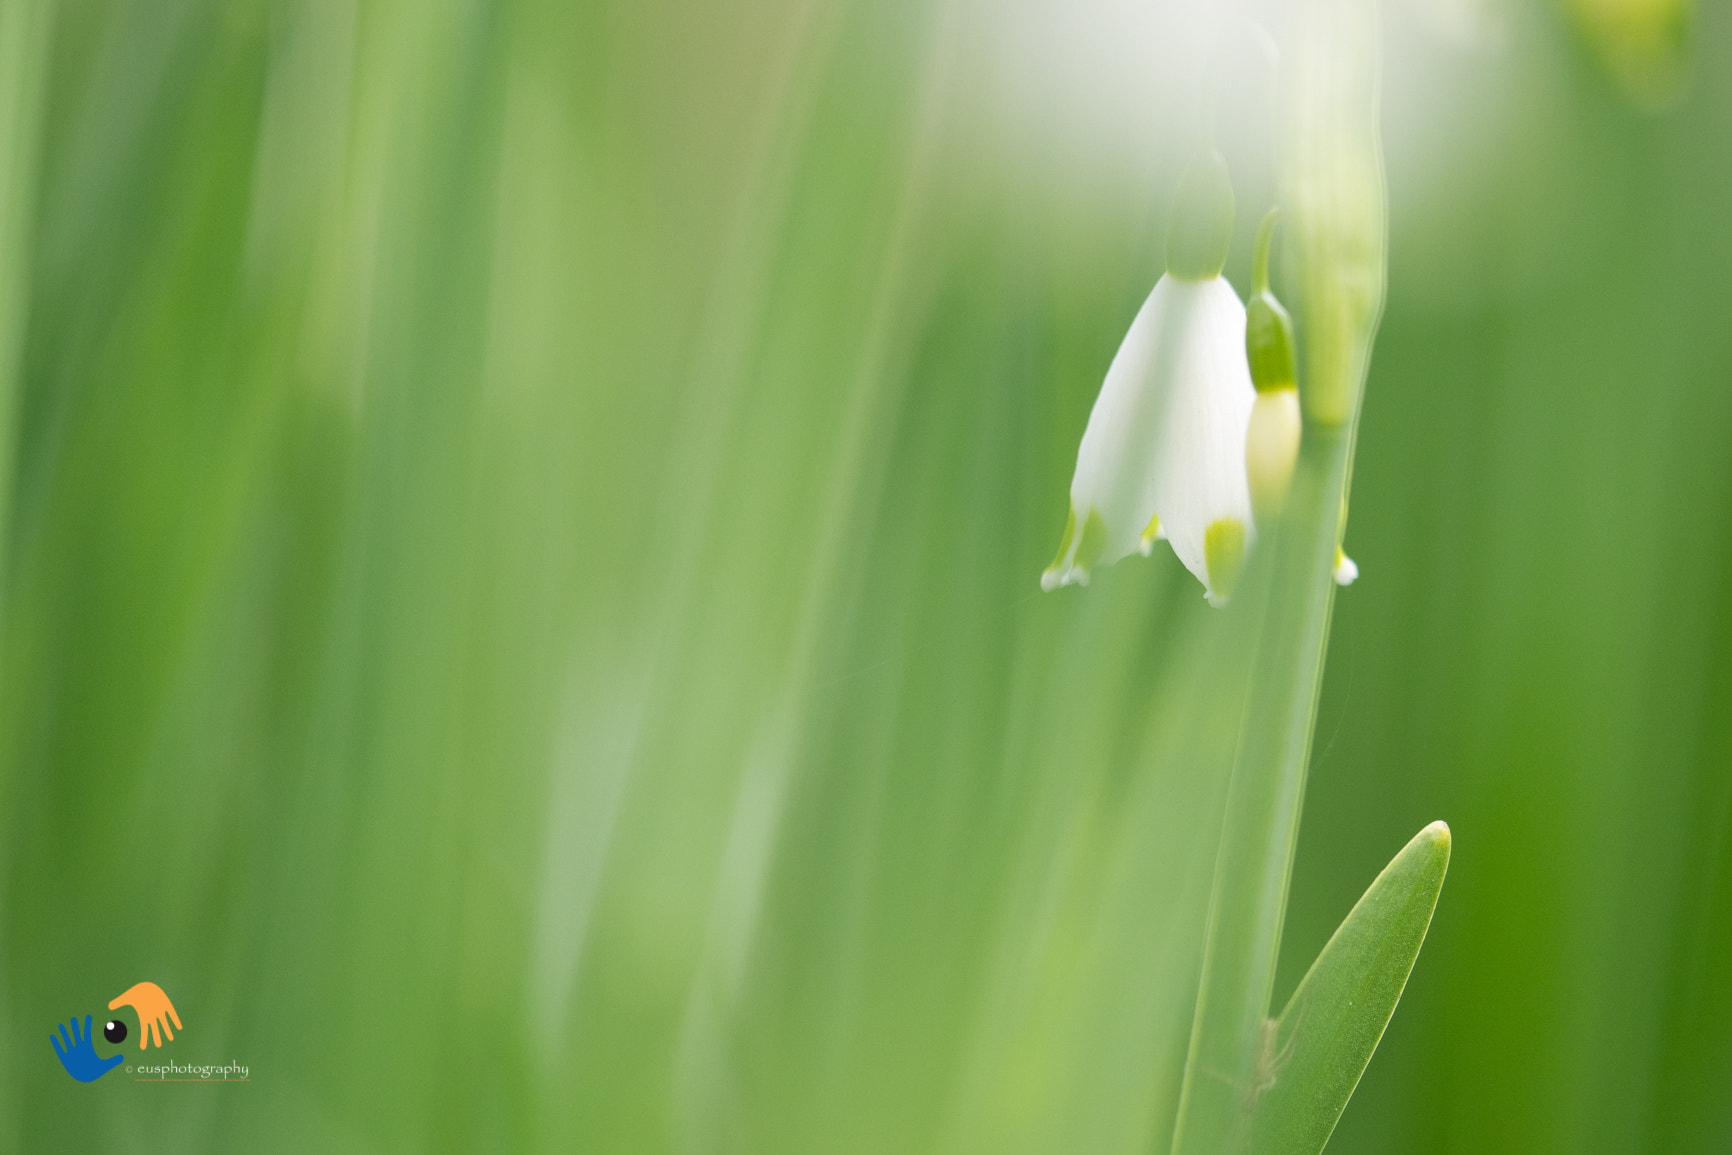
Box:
1253;821;1451;1154
0;0;53;572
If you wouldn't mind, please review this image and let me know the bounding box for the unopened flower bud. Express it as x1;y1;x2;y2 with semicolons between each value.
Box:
1243;210;1301;519
1247;389;1301;519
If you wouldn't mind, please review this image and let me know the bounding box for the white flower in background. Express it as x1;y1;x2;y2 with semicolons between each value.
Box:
1042;149;1256;606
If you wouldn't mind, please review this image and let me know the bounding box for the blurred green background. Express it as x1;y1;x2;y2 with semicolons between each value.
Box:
1;0;1728;1151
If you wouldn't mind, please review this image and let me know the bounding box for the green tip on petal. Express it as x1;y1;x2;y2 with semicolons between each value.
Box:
1138;511;1164;556
1165;148;1235;281
1042;505;1109;591
1203;517;1246;607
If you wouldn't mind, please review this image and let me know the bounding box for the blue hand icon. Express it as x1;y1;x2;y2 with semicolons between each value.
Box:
51;1015;124;1083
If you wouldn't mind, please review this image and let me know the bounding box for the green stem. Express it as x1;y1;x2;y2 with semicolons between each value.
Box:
1251;210;1277;297
1171;429;1347;1154
1170;0;1385;1150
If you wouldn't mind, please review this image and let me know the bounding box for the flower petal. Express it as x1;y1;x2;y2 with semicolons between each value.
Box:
1147;276;1257;603
1042;275;1257;603
1043;277;1186;587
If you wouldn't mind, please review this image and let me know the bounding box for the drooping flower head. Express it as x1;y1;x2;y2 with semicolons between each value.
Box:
1043;149;1256;606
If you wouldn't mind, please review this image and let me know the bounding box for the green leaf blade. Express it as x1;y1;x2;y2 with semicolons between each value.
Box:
1253;820;1452;1154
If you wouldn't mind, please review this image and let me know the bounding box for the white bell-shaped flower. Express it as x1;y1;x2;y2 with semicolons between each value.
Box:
1042;150;1256;606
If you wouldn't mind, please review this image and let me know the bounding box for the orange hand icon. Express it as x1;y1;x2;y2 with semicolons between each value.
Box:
109;982;182;1050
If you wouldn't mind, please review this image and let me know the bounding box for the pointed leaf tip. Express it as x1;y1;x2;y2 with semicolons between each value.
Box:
1250;820;1452;1155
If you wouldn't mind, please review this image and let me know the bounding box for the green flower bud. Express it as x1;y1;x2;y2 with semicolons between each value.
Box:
1243;210;1302;519
1245;210;1296;392
1165;148;1235;281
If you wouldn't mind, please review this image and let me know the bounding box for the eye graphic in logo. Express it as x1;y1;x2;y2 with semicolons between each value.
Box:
51;981;182;1083
109;981;183;1050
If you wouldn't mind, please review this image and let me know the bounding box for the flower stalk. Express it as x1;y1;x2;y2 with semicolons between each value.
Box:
1169;0;1387;1150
